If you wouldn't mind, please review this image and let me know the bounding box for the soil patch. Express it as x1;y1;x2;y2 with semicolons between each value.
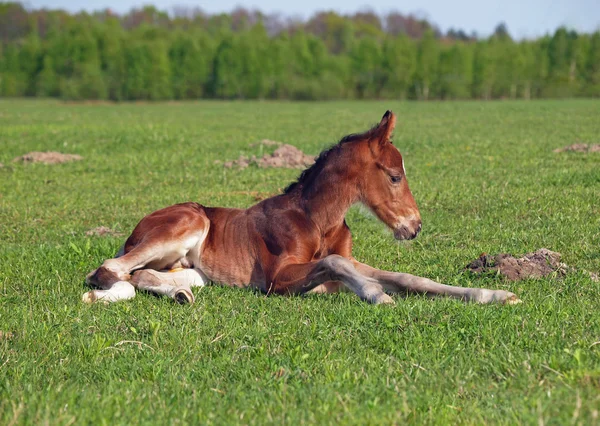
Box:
466;248;566;281
466;248;599;282
85;226;123;237
224;144;315;170
13;151;83;164
553;144;600;153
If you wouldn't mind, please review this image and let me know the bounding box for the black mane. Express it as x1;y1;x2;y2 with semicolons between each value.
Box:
283;124;381;195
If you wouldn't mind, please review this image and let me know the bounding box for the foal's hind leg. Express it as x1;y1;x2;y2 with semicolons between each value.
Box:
352;260;521;304
83;203;211;304
131;268;208;304
83;244;157;303
82;281;136;303
83;237;201;303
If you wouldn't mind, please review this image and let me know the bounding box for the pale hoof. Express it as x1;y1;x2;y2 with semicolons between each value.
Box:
478;290;522;305
82;291;96;304
486;290;522;305
373;293;395;305
82;291;109;304
504;292;522;305
174;288;194;304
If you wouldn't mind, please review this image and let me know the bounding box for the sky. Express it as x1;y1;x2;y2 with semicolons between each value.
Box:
25;0;600;39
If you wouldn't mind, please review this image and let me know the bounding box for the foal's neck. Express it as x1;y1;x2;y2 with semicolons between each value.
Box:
298;168;360;235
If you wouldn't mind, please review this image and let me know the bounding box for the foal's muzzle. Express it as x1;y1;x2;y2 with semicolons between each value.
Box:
394;222;422;240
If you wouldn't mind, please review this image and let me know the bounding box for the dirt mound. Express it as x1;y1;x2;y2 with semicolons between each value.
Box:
466;248;567;281
467;248;599;282
224;144;315;169
85;226;123;237
13;151;83;164
553;144;600;153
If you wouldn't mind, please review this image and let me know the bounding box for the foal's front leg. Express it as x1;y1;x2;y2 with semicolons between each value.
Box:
271;255;395;305
352;260;522;304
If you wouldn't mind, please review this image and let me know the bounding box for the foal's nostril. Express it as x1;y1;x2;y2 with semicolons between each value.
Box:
395;223;422;240
412;223;422;237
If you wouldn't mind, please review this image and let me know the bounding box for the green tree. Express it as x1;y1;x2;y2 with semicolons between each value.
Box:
97;17;126;100
148;40;172;100
491;37;517;98
210;36;244;98
0;44;26;96
514;42;537;99
472;41;495;99
1;3;599;101
531;37;550;98
381;35;416;99
585;31;600;96
286;30;325;100
169;30;214;99
349;36;383;99
415;29;438;99
239;24;269;98
436;43;473;99
57;20;106;99
19;25;42;95
261;34;290;99
37;55;58;97
123;41;151;99
569;34;590;94
546;28;574;97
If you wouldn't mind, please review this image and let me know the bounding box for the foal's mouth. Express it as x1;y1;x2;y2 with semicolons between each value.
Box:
393;223;422;240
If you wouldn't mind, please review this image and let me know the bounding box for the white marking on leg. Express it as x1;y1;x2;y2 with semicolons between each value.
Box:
159;268;208;288
82;281;136;303
185;227;210;278
133;268;207;303
321;255;394;305
185;268;209;287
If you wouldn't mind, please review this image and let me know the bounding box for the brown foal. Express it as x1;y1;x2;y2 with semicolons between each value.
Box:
84;111;521;305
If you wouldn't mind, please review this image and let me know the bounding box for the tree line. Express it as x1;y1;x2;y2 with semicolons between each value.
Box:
1;2;599;101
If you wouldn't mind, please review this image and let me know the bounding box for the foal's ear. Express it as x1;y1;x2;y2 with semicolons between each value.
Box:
375;110;396;141
369;110;396;155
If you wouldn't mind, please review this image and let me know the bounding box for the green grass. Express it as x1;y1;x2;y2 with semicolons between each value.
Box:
1;99;599;425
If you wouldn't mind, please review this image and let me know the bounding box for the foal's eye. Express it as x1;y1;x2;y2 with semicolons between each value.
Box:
390;175;402;184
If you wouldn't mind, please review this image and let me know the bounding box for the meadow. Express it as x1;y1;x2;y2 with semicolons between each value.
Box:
0;99;599;424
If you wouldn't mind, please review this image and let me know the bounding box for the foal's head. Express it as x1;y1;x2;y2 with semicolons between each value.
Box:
357;111;422;240
284;110;421;240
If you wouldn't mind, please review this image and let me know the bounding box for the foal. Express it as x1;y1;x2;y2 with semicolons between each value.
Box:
84;111;521;305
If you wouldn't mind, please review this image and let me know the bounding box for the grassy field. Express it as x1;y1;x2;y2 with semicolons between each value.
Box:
0;99;599;425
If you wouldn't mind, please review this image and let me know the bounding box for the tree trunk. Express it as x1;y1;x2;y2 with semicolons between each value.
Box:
523;82;531;100
569;60;576;83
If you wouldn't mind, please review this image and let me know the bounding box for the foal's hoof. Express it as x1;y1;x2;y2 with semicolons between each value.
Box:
373;293;395;305
487;290;522;305
504;292;523;305
174;288;194;304
82;291;109;304
82;291;96;304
